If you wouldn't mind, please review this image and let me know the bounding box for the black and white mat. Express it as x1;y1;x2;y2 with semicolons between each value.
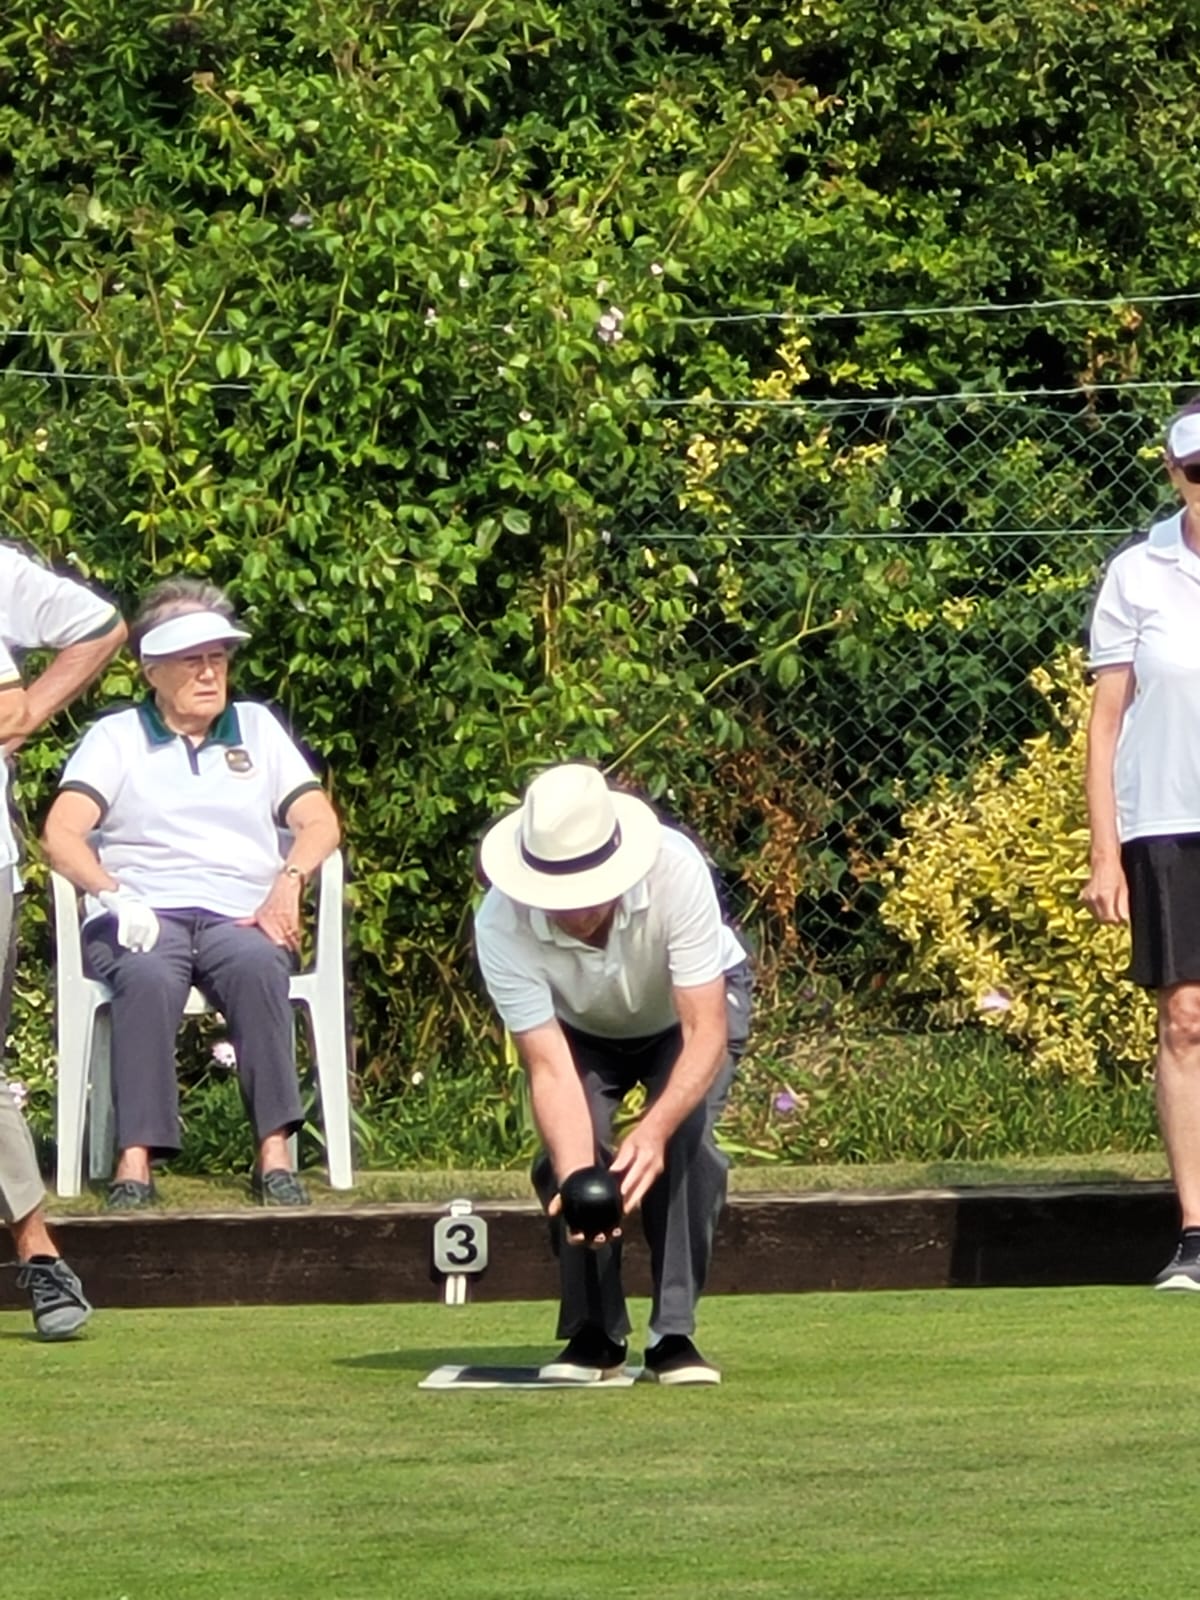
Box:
419;1364;643;1390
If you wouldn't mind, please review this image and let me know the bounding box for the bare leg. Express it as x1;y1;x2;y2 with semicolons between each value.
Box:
10;1204;58;1262
1156;982;1200;1225
113;1145;153;1184
259;1129;292;1173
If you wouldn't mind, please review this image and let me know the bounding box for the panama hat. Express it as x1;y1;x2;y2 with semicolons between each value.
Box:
139;610;251;660
479;764;662;911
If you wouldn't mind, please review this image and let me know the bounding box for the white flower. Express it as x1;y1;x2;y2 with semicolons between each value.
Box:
608;305;625;324
977;988;1013;1014
518;408;533;423
211;1040;238;1069
288;210;313;229
458;273;470;289
424;307;439;325
411;1070;425;1086
496;365;507;378
485;439;500;451
6;1080;28;1111
649;262;664;276
502;322;515;336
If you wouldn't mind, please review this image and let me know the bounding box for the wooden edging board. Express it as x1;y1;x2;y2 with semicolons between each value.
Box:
0;1183;1180;1310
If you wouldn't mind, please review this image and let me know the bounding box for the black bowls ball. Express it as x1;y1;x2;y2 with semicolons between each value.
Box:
559;1164;622;1239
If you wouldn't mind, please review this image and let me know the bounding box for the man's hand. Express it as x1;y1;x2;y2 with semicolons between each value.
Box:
238;873;302;951
98;888;161;953
547;1186;623;1249
610;1124;668;1215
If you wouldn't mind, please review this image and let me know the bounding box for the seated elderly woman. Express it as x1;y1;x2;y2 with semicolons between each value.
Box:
42;578;341;1210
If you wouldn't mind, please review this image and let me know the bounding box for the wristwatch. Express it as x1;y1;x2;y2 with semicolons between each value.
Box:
282;864;303;881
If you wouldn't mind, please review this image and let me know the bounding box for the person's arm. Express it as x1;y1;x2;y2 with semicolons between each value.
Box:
511;1018;618;1245
241;788;340;951
0;683;31;742
1081;665;1135;924
610;975;728;1213
41;789;119;895
13;620;127;741
512;1018;597;1184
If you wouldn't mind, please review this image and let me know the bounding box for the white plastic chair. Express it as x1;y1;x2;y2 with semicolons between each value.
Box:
51;850;354;1196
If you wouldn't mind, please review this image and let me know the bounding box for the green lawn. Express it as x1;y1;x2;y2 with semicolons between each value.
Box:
2;1288;1195;1599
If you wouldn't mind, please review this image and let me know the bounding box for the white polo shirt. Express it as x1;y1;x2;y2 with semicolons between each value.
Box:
1088;509;1200;841
0;543;122;873
0;640;19;691
59;699;322;919
474;828;748;1038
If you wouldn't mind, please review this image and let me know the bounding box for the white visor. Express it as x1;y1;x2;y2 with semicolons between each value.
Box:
1167;413;1200;464
139;610;251;660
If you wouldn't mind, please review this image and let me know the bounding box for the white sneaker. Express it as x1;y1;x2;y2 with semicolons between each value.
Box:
538;1331;628;1382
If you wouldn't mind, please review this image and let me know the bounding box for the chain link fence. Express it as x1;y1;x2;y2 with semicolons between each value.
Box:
606;378;1191;992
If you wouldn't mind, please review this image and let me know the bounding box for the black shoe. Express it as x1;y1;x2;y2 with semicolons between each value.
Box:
104;1178;157;1212
252;1169;310;1208
16;1256;93;1341
642;1335;721;1386
1154;1233;1200;1291
538;1329;628;1383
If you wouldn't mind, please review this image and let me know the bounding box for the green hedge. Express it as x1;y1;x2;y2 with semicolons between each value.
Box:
3;1;1200;1163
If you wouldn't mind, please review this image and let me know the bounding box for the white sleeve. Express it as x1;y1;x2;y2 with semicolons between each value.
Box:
59;719;124;816
662;837;730;989
3;548;121;651
474;893;556;1034
1087;558;1137;670
0;638;19;688
246;705;322;823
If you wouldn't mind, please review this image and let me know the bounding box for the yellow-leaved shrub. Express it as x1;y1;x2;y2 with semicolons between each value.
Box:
879;650;1156;1079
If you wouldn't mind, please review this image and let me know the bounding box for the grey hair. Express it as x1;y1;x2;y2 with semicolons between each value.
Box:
131;578;237;657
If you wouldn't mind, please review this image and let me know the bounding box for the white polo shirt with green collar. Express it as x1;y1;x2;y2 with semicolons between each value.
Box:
59;698;323;920
0;541;122;876
1089;508;1200;842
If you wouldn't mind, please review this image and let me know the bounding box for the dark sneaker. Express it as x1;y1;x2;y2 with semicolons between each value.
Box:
104;1178;157;1212
538;1329;628;1383
16;1256;93;1341
253;1169;310;1208
642;1335;721;1386
1154;1234;1200;1291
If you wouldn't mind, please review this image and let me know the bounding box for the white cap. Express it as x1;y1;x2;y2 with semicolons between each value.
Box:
139;610;250;660
1167;413;1200;464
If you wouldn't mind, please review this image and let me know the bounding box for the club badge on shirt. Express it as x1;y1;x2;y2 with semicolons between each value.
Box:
225;747;254;775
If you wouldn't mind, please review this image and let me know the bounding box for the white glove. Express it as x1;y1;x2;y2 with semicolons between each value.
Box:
98;888;161;954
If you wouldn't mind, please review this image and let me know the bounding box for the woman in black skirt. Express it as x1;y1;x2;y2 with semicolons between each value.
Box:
1084;397;1200;1289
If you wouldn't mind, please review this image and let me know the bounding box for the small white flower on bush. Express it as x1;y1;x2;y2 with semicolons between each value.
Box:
424;306;439;325
6;1079;28;1111
211;1040;238;1070
411;1070;425;1086
649;261;664;277
596;305;626;346
977;988;1013;1014
288;210;312;229
518;408;533;423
